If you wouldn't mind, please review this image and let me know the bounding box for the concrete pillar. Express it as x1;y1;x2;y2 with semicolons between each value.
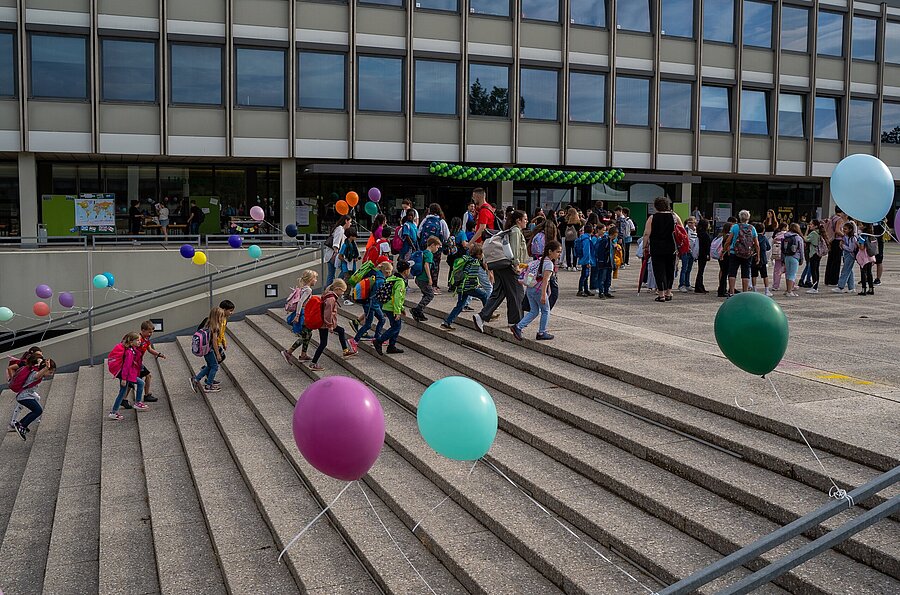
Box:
680;182;692;205
280;159;296;231
18;152;37;239
821;178;835;219
498;180;514;209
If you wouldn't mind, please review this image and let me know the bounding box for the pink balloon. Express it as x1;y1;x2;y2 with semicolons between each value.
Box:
292;377;385;481
250;205;265;221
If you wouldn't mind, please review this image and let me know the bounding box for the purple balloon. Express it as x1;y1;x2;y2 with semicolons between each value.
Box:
368;187;381;203
180;244;195;259
58;292;75;309
228;234;243;249
894;210;900;242
35;284;53;299
292;377;385;481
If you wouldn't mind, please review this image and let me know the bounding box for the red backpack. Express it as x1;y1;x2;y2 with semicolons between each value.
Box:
9;365;40;393
107;343;126;376
303;295;325;330
674;224;691;256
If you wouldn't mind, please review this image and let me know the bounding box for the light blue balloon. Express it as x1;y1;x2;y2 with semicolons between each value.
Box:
93;274;109;289
417;376;498;461
103;272;115;288
247;244;262;259
830;154;894;223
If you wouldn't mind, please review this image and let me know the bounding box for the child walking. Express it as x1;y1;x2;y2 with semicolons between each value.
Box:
7;345;42;431
282;270;318;363
309;280;358;371
191;307;226;393
338;228;360;305
354;262;393;342
374;261;410;356
411;236;442;322
857;224;877;295
512;241;561;341
442;244;488;330
11;353;55;439
109;332;146;420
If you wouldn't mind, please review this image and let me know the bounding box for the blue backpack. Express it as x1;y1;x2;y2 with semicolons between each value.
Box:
409;250;425;277
419;216;442;249
574;235;585;259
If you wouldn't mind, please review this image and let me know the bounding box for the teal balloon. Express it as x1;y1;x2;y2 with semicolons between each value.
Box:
103;272;115;288
714;292;789;376
417;376;498;461
93;274;109;289
364;201;379;216
247;244;262;259
0;306;13;322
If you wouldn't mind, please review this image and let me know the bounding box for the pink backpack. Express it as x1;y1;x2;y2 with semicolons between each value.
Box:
107;343;126;376
191;328;212;357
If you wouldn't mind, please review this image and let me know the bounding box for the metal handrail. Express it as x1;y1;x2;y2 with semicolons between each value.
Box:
204;234;295;246
0;236;89;247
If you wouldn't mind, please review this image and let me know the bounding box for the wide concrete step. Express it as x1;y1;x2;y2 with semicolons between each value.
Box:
0;372;77;594
138;356;227;594
43;366;103;594
173;336;382;594
154;343;299;594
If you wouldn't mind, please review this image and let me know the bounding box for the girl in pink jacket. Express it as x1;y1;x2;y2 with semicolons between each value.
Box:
109;332;147;419
308;280;358;371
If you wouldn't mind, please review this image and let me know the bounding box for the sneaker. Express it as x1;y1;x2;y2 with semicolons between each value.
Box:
373;342;384;356
510;325;523;341
343;349;358;358
134;402;149;410
386;346;405;354
440;323;455;331
14;422;26;440
204;384;221;392
867;289;874;295
764;289;773;297
576;291;586;297
473;313;485;333
789;292;799;297
107;412;124;421
412;310;428;322
189;378;199;393
604;293;614;299
874;279;881;285
806;288;819;294
679;286;688;293
343;299;353;306
489;313;501;322
121;400;133;410
858;290;867;296
211;380;221;386
462;306;475;312
281;350;293;364
597;293;605;299
348;338;358;353
144;394;158;403
536;332;555;341
585;291;596;297
831;287;845;293
350;319;360;334
297;354;311;362
309;362;325;371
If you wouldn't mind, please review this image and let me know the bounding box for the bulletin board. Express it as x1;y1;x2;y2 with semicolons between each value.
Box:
606;202;648;237
190;196;222;235
41;195;77;236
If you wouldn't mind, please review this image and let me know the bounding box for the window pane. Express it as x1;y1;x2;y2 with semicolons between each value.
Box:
417;0;457;10
571;0;606;27
471;0;509;17
171;44;222;105
658;81;692;128
814;96;839;140
817;11;843;57
299;52;345;110
236;48;285;108
359;56;403;112
743;1;772;48
523;0;558;21
469;63;509;117
615;76;649;126
781;6;808;52
703;0;734;43
520;68;557;120
851;17;877;60
740;89;768;135
848;98;873;143
662;0;693;38
777;93;804;138
30;34;87;99
415;60;456;115
0;33;14;97
102;39;156;102
569;72;605;123
887;22;900;64
360;0;402;6
617;0;650;33
701;85;730;132
882;102;900;144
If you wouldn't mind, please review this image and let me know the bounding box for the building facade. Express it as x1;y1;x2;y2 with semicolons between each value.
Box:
0;0;899;237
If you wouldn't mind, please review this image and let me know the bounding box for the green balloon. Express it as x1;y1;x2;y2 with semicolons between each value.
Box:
714;292;789;376
364;201;379;216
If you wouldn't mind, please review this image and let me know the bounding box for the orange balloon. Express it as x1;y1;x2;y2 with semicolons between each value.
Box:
335;200;350;215
346;191;359;207
33;301;50;317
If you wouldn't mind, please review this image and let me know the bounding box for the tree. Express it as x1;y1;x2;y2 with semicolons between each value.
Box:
882;125;900;145
468;78;509;117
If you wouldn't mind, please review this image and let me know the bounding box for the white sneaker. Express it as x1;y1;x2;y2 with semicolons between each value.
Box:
343;299;353;306
806;288;818;294
679;286;688;293
831;287;844;293
473;313;485;333
764;289;773;296
789;292;799;297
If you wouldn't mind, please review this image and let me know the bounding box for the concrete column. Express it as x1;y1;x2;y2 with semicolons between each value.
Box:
821;178;835;220
680;182;692;206
280;159;297;231
18;152;37;239
498;180;514;209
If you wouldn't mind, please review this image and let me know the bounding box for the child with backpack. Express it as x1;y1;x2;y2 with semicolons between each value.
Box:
137;320;166;403
411;236;442;322
442;244;488;330
751;223;772;296
338;227;360;305
804;219;826;294
108;332;146;420
282;270;317;363
190;307;226;393
353;261;393;342
595;226;618;299
363;226;393;264
780;223;805;297
7;345;42;431
770;222;788;291
10;352;55;439
575;223;594;296
374;261;410;356
308;280;357;371
834;222;858;293
511;241;562;341
857;224;877;295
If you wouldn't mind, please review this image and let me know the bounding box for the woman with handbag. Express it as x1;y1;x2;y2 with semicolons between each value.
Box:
642;196;683;302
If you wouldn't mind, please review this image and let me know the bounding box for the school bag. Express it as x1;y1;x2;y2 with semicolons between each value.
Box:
107;343;126;376
303;295;325;330
770;234;782;260
363;242;381;263
530;232;545;258
564;225;577;242
673;223;691;256
191;327;212;357
482;230;515;270
443;233;458;256
865;235;878;257
419;216;442;248
782;233;800;257
349;260;376;285
734;224;756;259
374;279;397;304
351;277;375;303
449;256;469;290
284;287;303;313
520;257;547;288
390;234;404;254
710;236;724;260
9;365;41;393
409;250;426;277
574;236;584;260
816;235;829;258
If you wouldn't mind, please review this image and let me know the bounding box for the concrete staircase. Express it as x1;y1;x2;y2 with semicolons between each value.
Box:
0;300;897;594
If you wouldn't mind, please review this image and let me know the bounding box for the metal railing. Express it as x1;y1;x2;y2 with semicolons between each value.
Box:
0;233;335;250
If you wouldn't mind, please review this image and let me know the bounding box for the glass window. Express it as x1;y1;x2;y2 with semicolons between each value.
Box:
236;47;285;108
813;96;839;140
658;81;692;129
848;98;873;143
617;0;650;33
571;0;606;28
882;102;900;144
661;0;694;38
171;44;222;105
523;0;558;21
780;6;808;52
740;89;768;135
615;76;649;126
299;51;345;110
415;60;457;115
569;72;605;123
30;34;87;99
471;0;509;17
817;11;844;57
851;16;877;60
887;22;900;64
520;68;557;120
359;55;403;113
0;33;14;97
360;0;402;6
469;63;509;117
0;163;19;236
416;0;457;10
700;85;731;132
703;0;734;43
777;93;804;138
101;39;156;102
743;1;773;49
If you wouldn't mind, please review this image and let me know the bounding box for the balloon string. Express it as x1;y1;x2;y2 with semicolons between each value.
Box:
357;481;438;595
278;480;352;563
763;375;854;508
481;458;657;594
39;315;53;343
412;459;478;533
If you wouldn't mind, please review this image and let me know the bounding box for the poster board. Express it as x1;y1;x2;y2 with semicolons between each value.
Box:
606;202;648;237
41;195;77;236
191;196;221;235
297;197;318;234
75;193;116;234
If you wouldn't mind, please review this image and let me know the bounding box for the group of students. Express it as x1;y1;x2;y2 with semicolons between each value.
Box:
106;319;170;420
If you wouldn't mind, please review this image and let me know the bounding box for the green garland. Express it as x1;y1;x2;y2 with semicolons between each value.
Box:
429;162;625;185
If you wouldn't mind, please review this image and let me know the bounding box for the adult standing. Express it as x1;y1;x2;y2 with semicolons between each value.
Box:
723;209;761;296
823;208;847;285
642;196;682;302
694;219;711;293
325;215;352;286
129;200;143;235
462;199;476;230
763;209;778;263
474;210;528;332
155;202;169;238
186;200;204;235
